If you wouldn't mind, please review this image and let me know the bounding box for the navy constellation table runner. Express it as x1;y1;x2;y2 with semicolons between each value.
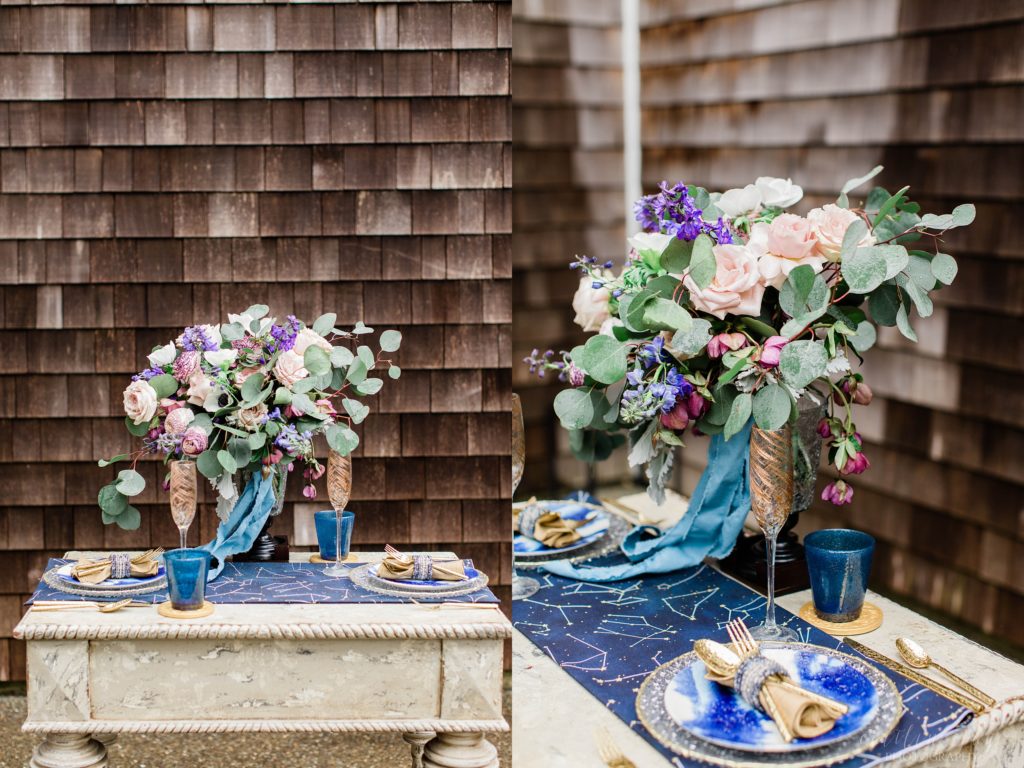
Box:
30;559;500;605
514;564;971;767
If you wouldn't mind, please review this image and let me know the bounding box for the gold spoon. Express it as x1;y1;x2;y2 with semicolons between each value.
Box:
32;599;146;613
896;637;996;708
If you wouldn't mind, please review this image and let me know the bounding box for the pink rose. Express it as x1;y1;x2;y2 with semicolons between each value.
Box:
123;380;158;425
706;332;747;359
273;349;308;387
186;372;214;407
806;204;875;262
683;242;766;320
571;276;611;333
292;328;331;356
758;336;789;367
659;401;689;431
164;407;195;435
754;219;826;289
181;427;208;456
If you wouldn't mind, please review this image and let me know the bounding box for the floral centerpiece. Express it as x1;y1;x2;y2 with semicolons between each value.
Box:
99;305;400;572
527;167;972;508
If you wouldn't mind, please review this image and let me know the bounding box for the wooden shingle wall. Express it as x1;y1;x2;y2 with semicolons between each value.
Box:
511;0;628;492
0;1;512;680
643;1;1024;646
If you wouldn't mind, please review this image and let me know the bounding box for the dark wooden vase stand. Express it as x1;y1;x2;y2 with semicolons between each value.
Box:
719;510;810;596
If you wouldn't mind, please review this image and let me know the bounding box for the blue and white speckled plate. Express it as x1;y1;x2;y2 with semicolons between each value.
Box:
664;644;878;753
55;562;166;589
513;500;610;557
369;563;482;591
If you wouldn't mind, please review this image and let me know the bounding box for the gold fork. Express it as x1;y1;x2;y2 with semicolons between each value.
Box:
726;619;794;742
595;727;636;768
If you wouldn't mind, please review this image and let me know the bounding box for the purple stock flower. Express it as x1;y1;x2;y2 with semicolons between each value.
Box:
268;315;301;353
179;325;218;352
131;367;165;382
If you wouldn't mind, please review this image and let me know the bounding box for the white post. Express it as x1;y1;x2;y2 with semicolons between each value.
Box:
620;0;643;236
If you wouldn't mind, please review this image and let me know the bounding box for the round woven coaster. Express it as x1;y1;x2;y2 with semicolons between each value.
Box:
157;600;214;619
309;553;359;564
798;601;882;636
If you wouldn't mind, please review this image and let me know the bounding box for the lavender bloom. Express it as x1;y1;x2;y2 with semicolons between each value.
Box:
131;367;165;382
634;181;733;245
275;423;313;456
268;315;301;353
179;325;218;352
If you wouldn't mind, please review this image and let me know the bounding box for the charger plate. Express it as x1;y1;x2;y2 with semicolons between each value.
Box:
349;562;490;599
513;500;610;558
636;642;902;767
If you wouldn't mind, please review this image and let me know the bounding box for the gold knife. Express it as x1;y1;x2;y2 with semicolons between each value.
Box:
843;637;987;714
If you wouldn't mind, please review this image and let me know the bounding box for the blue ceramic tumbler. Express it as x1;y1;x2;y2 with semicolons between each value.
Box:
315;510;355;561
164;549;211;611
804;529;875;622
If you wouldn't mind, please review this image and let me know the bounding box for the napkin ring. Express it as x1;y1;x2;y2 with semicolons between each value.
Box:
412;555;433;581
517;503;544;539
735;655;787;711
110;553;132;580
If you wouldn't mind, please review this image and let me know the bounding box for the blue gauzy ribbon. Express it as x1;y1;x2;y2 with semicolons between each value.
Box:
540;419;752;582
199;471;277;581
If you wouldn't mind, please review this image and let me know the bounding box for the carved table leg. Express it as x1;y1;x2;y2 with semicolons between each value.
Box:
403;731;436;768
29;734;108;768
423;733;499;768
91;734;117;749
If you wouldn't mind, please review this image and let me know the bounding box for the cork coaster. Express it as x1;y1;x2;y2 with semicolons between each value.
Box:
310;553;359;564
157;600;214;619
798;601;883;636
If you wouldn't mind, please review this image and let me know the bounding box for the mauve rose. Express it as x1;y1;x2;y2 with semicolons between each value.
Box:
273;349;308;387
684;242;766;320
236;402;268;432
660;401;689;431
571;276;611;333
123;380;158;425
806;204;875;262
685;392;708;420
821;480;854;505
186;372;214;407
180;428;208;456
164;407;195;435
758;336;789;367
706;332;747;359
159;398;182;414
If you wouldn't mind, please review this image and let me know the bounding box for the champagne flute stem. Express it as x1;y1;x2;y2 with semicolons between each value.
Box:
179;527;187;551
764;528;779;631
335;511;343;563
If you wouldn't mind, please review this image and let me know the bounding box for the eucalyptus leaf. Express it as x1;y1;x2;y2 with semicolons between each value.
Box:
148;374;179;399
330;346;355;368
273;387;293;405
641;297;692;334
724;393;752;440
357;345;375;369
868;284;901;326
248;432;266;450
906;254;937;291
346;358;368;385
660;237;694;273
871;185;910;227
312;312;337;336
878;244;909;280
704;385;738;427
388;365;401;379
343;398;369;423
840;219;869;261
554;388;596;431
352;321;373;335
355;377;383;396
379;329;402;352
780;268;828;319
896;273;933;317
847;321;877;353
244;304;269;320
752;384;792;432
98;454;128;468
221;322;245;342
215;423;249;438
325;424;360;456
228;437;252;469
667;318;713;357
579;335;628;385
291;377;318;394
190;412;213;435
304;346;331;377
98;484;128;515
837;165;883;208
240;373;266;403
217;449;237;474
841;245;887;294
196;449;222;479
621;290;657;332
778;340;828;389
931;253;958;285
115;469;145;497
291;392;317;416
687;233;716;289
739;316;778;338
114;505;141;531
896;303;918;342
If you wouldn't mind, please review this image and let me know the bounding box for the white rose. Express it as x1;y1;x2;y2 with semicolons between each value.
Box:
755;176;804;209
147;342;176;368
123;380;158;426
627;232;673;255
204;349;238;367
186;372;214;408
571;276;611;333
292;328;332;356
599;318;623;337
274;349;309;387
806;204;875;261
714;184;762;218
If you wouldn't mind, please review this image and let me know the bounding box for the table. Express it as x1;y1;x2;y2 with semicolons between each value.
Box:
15;552;510;768
514;588;1024;767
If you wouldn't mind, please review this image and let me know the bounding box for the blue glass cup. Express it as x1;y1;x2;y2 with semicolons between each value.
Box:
804;529;875;622
314;510;355;561
164;549;211;611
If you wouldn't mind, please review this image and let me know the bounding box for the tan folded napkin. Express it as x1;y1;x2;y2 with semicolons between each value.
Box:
72;550;161;585
706;658;848;740
378;553;467;581
514;498;583;549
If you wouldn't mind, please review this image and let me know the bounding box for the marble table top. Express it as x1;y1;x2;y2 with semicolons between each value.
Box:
513;588;1024;767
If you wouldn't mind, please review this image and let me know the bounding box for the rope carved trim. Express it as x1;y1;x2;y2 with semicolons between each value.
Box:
22;719;510;735
15;621;512;641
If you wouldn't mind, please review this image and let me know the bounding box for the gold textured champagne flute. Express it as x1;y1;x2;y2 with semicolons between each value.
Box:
511;394;540;600
748;424;799;641
324;448;352;577
169;460;197;551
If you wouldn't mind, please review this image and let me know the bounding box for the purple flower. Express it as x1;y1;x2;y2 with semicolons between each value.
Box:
840;449;870;476
131;367;164;382
634;181;733;245
817;418;832;439
179;325;218;352
566;364;585;387
268;315;301;354
821;480;854;506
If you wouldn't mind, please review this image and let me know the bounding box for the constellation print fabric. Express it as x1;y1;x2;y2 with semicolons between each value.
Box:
513;564;971;766
29;559;500;605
